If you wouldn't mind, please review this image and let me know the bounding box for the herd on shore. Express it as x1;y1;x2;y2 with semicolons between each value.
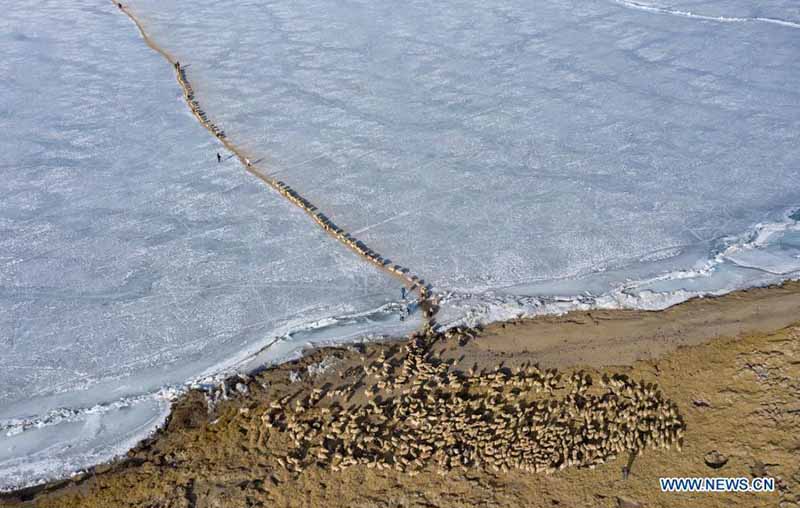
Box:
252;327;685;477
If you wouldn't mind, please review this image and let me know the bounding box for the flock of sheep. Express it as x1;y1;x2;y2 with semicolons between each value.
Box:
259;329;685;476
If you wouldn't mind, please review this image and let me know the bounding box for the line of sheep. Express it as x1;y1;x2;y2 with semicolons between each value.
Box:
173;61;437;323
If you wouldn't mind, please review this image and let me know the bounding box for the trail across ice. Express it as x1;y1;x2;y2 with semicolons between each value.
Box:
114;2;438;324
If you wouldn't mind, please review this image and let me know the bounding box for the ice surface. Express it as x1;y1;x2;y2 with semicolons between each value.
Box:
0;0;416;490
126;0;800;320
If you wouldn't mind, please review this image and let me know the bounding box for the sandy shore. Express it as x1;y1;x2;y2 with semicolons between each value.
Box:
477;280;800;368
3;282;799;508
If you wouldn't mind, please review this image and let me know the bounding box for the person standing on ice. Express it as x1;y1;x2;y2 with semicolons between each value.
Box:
217;152;222;163
400;287;408;321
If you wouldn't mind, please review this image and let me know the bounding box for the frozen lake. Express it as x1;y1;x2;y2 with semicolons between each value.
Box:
0;0;416;490
126;0;800;322
2;0;799;491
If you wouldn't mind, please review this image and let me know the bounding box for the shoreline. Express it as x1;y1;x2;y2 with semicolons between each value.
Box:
4;280;799;507
477;279;800;368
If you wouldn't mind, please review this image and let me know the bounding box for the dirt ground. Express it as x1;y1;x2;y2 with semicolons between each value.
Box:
3;283;799;508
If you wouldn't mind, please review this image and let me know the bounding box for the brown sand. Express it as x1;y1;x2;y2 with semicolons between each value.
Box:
476;280;800;368
2;282;799;508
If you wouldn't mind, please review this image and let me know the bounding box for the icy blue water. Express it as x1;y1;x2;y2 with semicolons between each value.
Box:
1;0;799;491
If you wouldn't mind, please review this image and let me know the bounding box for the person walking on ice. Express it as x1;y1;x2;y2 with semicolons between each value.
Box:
217;152;222;163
